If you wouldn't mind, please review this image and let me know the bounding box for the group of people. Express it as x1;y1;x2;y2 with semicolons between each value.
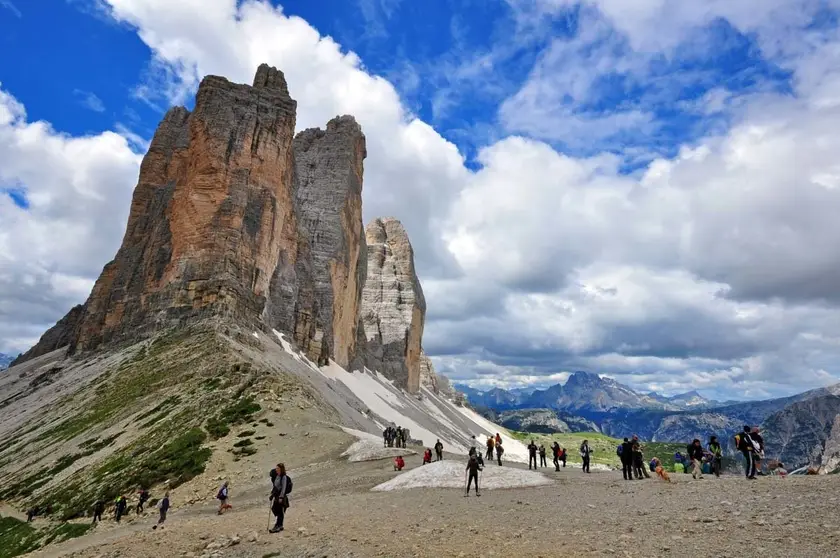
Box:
480;433;506;465
89;488;170;529
525;440;569;471
617;436;652;480
382;425;408;448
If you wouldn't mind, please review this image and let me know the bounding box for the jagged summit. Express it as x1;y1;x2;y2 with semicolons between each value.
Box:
13;64;435;393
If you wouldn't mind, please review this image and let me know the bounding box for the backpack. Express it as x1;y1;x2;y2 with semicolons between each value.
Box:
269;468;278;483
616;445;623;457
216;487;226;500
284;475;293;494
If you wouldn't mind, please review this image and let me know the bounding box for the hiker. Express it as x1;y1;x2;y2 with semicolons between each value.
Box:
465;453;482;497
383;427;389;447
495;432;502;447
687;439;705;479
217;481;231;514
269;463;291;533
631;439;646;479
394;455;405;471
137;488;149;514
528;440;538;470
486;436;495;461
736;426;757;480
539;444;547;468
434;439;444;461
115;495;127;522
423;448;433;465
153;492;169;529
580;440;592;473
92;500;104;524
552;441;561;471
559;446;567;468
395;426;403;449
620;438;634;481
708;436;723;477
26;508;35;522
751;427;765;475
496;442;504;466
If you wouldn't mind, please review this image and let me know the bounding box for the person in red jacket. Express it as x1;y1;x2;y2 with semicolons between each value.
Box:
394;456;405;471
423;448;432;465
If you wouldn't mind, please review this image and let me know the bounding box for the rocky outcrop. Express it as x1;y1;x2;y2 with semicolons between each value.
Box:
419;350;454;397
266;117;366;368
359;218;425;392
9;304;86;367
819;414;840;473
761;394;840;469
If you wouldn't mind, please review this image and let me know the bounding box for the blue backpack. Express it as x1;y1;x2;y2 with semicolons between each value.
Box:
616;445;623;457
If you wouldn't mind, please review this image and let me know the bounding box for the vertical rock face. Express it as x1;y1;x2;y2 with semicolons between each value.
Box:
360;218;426;392
266;117;366;368
419;350;454;397
819;414;840;473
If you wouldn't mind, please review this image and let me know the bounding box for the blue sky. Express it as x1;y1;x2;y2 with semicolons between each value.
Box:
3;0;840;401
0;0;794;175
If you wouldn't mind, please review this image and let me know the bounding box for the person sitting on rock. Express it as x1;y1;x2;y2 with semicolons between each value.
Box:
394;456;405;471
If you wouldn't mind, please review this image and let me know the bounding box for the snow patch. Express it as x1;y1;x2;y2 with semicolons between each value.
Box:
252;331;259;339
339;427;416;462
372;460;553;491
453;405;531;463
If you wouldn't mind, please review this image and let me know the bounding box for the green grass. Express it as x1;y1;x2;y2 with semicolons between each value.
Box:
0;517;94;558
205;397;262;440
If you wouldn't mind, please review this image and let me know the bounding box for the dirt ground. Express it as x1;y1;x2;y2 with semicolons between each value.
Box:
24;444;840;558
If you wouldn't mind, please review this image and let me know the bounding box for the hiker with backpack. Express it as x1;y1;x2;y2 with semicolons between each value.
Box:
115;495;127;522
496;441;504;466
486;436;495;461
137;488;149;514
619;438;634;481
528;440;538;470
735;426;758;480
580;440;592;473
217;481;231;514
539;444;547;468
269;463;292;533
708;436;723;477
92;500;104;524
465;453;482;497
751;427;765;475
435;439;443;461
153;492;169;529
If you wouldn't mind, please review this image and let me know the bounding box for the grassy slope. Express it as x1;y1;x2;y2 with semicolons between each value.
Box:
509;431;688;469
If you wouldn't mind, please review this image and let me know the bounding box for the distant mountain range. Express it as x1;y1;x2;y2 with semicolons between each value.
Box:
456;371;840;471
0;353;14;370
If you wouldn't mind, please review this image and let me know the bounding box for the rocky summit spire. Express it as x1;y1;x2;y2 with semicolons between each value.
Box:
359;217;426;392
265;115;367;369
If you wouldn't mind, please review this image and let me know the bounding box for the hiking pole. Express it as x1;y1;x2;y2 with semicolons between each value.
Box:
267;500;273;532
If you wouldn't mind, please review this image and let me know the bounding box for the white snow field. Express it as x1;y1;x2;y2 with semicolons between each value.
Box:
340;427;417;462
371;460;553;491
266;329;529;463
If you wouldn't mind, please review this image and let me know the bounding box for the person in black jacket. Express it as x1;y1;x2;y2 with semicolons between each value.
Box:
580;440;592;473
552;442;561;471
751;427;765;475
687;439;705;479
269;463;290;533
465;454;482;497
527;440;538;470
737;426;757;480
621;438;634;480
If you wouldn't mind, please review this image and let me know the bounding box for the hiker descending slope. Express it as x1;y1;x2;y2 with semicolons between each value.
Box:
153;492;169;530
270;463;292;533
465;453;482;497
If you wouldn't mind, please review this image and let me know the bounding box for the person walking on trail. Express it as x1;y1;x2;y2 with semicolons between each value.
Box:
527;440;538;470
486;436;495;461
539;444;547;468
435;439;444;461
153;492;170;530
496;442;504;466
217;481;231;514
708;436;723;477
751;427;765;475
495;433;502;447
269;463;291;533
465;454;482;497
687;439;705;479
469;435;478;457
552;441;561;471
560;446;567;467
92;500;104;524
736;426;758;480
115;495;127;522
580;440;592;473
137;488;149;514
620;438;634;481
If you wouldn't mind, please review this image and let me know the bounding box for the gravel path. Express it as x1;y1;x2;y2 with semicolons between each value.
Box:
29;454;840;558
